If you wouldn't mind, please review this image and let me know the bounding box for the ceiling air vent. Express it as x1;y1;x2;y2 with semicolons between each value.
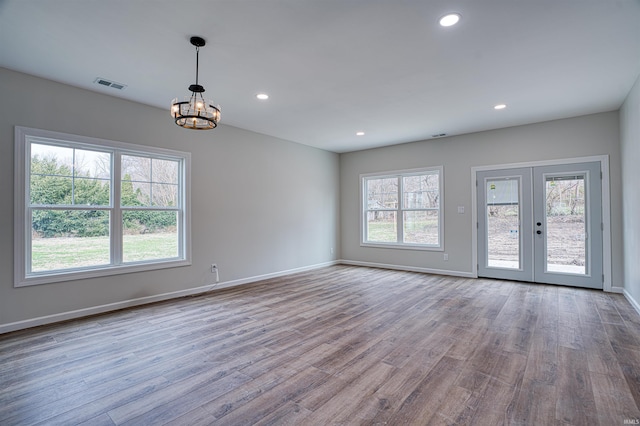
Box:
93;77;127;90
431;133;447;138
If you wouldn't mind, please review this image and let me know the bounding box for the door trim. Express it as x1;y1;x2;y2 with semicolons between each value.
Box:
471;155;612;292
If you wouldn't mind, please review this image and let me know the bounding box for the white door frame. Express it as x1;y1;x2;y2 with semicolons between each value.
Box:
471;155;612;292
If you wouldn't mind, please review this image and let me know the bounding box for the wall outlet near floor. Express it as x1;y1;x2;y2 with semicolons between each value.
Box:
211;263;220;283
443;253;449;261
330;247;334;255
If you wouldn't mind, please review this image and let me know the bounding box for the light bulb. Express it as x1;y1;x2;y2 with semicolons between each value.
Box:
439;13;461;27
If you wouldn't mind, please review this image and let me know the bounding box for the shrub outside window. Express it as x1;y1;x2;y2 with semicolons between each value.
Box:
14;127;191;287
361;167;442;250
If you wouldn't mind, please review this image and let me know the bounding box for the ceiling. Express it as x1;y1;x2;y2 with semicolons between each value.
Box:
1;1;639;153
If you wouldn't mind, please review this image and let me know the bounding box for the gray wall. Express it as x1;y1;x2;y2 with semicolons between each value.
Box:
340;112;624;287
621;73;640;307
1;65;634;330
0;68;340;328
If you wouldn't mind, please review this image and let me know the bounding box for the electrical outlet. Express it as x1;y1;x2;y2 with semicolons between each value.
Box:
330;247;334;255
211;263;220;283
443;253;449;261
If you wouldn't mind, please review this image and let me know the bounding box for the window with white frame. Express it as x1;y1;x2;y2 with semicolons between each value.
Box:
14;127;191;287
361;167;442;249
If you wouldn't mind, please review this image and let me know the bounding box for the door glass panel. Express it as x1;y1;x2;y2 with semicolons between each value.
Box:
545;175;586;275
486;178;520;269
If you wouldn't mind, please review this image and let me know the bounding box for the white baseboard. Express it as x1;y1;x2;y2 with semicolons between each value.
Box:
623;288;640;317
6;259;625;335
208;261;339;291
610;286;625;294
0;260;340;335
338;259;476;278
0;285;208;335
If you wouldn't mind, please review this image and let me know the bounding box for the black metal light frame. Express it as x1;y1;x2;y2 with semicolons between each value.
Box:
171;36;220;130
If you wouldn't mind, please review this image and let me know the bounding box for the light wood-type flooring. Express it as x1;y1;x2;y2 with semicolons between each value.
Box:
2;265;640;425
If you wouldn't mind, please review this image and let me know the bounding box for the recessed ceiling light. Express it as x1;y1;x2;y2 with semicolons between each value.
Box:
356;131;365;136
256;93;269;100
439;13;461;27
494;104;507;110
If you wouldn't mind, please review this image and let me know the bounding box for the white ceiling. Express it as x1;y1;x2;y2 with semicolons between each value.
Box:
1;1;639;153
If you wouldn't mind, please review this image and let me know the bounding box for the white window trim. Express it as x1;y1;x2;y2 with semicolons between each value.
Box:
360;166;444;251
14;126;192;287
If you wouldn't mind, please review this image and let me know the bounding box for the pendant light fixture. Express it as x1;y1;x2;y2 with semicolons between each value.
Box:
171;36;221;130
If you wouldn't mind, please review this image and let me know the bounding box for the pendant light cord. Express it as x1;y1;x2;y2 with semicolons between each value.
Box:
194;46;200;87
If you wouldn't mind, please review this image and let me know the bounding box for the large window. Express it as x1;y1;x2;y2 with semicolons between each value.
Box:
14;127;191;287
361;167;442;249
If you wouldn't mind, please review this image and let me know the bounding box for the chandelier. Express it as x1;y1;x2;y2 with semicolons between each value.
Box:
171;36;221;130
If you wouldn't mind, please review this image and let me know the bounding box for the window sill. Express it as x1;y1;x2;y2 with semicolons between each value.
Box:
360;242;443;251
15;259;191;287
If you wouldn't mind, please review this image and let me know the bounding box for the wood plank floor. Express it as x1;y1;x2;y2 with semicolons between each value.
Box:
1;265;640;425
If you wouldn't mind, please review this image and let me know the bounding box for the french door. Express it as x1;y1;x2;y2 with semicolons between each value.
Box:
477;162;603;289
